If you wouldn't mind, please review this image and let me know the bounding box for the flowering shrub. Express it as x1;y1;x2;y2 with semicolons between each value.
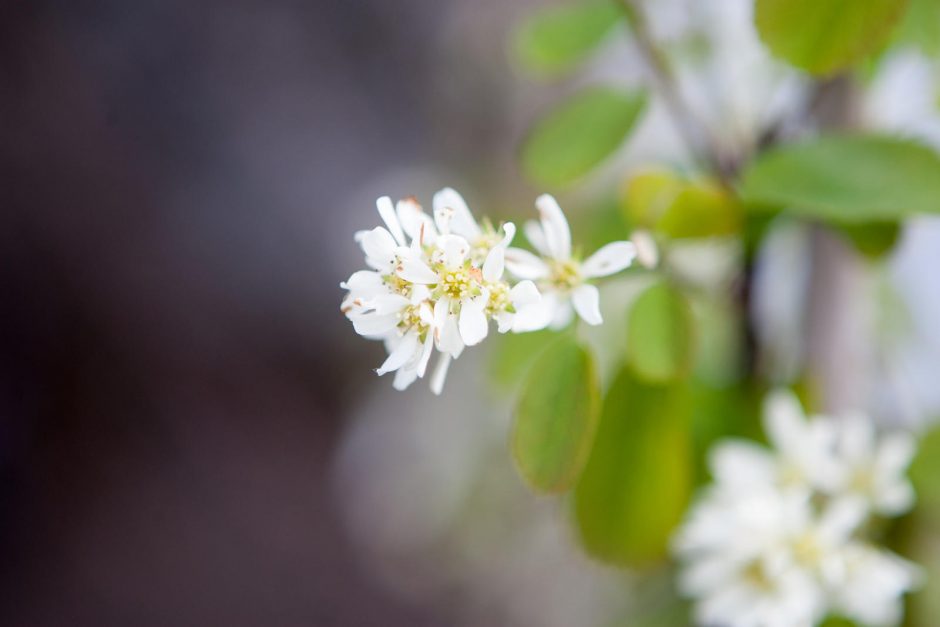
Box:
339;0;940;624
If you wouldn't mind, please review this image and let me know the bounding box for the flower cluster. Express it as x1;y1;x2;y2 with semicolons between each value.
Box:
339;189;539;394
674;390;920;627
341;189;645;394
505;194;648;330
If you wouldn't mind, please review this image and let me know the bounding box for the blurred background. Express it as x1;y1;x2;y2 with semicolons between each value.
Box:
4;0;940;625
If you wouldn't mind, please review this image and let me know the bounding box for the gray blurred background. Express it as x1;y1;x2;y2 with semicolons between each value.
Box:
0;0;543;624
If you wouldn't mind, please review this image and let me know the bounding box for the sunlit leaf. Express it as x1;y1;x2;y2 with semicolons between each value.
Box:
623;169;741;239
740;135;940;223
512;336;601;493
574;367;692;566
627;281;695;383
755;0;909;75
513;0;624;76
521;87;647;188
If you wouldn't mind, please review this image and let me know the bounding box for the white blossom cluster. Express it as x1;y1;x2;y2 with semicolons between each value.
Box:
341;189;641;394
674;390;921;627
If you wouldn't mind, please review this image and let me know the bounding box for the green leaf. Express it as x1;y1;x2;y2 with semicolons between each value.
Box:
837;221;902;258
623;169;741;239
512;1;624;77
512;336;601;493
740;135;940;223
894;0;940;56
626;281;695;383
488;329;556;390
754;0;909;75
574;367;692;566
521;87;647;188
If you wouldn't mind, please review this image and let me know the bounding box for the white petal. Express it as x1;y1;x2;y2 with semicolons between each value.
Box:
571;283;602;325
393;367;418;391
504;247;550;280
370;293;410;315
360;227;397;269
436;234;471;268
340;270;386;298
763;388;807;453
631;230;659;269
482;223;515;282
433;187;480;240
510;280;541;307
437;312;464;357
876;432;916;477
396;198;438;246
410;283;431;304
523;220;552;257
458;289;489;346
709;440;777;488
429;353;452;395
535;194;571;260
376;196;406;246
396;254;440;284
818;497;867;544
549;300;575;329
351;312;398;336
876;481;915;515
495;311;514;333
581;241;637;278
511;292;558;332
376;331;419;375
415;333;434;377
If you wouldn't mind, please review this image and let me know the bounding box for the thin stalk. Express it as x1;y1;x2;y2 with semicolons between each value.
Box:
613;0;731;185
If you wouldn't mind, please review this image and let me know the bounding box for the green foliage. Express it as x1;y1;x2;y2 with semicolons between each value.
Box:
837;221;902;258
740;135;940;223
623;170;741;239
627;281;695;383
488;329;556;390
574;367;692;566
521;87;647;187
754;0;909;75
512;336;601;493
512;0;624;77
894;0;940;55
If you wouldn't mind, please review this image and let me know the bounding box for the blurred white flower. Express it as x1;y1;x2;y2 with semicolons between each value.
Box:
709;389;839;495
829;414;916;517
341;189;542;393
505;194;640;330
675;390;921;626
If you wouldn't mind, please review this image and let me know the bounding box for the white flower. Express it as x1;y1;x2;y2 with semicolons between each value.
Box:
676;489;849;627
709;389;839;495
830;543;921;626
341;190;542;394
828;414;917;518
505;194;639;330
674;390;922;627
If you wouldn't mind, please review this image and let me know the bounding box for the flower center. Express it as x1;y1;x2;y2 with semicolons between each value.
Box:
547;258;582;291
439;267;481;300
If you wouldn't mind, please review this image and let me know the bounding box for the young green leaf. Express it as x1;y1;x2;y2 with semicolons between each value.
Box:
627;281;695;383
512;0;624;77
837;221;902;258
574;367;692;567
623;169;741;239
512;336;601;493
740;135;940;223
521;87;647;188
755;0;909;75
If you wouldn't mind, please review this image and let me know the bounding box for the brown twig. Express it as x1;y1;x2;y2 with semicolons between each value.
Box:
614;0;732;185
